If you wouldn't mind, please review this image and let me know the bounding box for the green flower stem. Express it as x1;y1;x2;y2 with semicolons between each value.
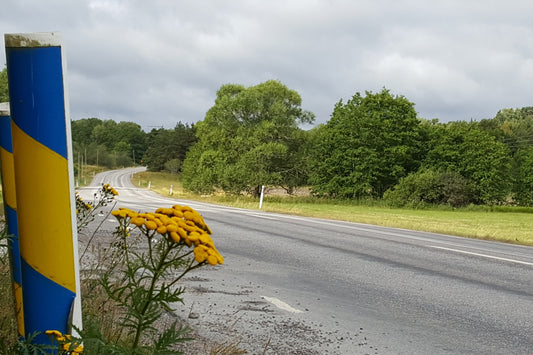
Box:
147;234;154;268
168;257;204;289
80;202;116;259
131;235;174;349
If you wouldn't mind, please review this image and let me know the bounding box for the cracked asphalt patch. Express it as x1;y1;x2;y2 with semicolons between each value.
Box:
178;271;380;355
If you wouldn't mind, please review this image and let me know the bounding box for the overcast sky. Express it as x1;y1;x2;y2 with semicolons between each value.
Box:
1;0;532;131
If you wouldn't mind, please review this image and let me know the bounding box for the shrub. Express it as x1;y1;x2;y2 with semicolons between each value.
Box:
384;169;475;207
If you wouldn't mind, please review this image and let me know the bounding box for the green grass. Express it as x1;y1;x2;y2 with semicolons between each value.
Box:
76;165;110;187
133;171;533;246
0;224;18;350
258;201;533;246
133;171;189;197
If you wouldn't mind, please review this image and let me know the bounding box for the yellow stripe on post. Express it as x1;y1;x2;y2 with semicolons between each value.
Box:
11;122;76;292
0;148;16;208
14;282;24;336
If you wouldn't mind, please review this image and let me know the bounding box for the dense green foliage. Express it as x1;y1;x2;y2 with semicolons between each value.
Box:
512;146;533;205
422;121;511;204
0;67;8;103
309;89;422;198
384;168;475;207
182;80;314;196
143;123;197;172
71;118;147;168
70;119;195;173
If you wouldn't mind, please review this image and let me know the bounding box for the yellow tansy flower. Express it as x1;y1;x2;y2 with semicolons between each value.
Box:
166;224;179;233
207;255;218;266
131;217;145;227
145;220;158;230
177;228;187;239
170;231;180;243
188;232;200;242
45;330;62;337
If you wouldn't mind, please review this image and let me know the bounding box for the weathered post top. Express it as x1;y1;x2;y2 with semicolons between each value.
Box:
5;32;62;47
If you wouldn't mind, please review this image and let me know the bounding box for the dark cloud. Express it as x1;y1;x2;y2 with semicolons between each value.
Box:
1;0;532;130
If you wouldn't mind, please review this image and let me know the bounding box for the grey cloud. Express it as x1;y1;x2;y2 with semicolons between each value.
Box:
1;0;532;129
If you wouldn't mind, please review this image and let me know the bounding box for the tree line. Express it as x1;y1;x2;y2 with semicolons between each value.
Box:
69;118;196;173
2;66;532;206
180;80;533;206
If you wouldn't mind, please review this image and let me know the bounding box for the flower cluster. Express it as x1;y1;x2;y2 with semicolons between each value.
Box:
45;330;83;354
75;192;92;214
102;183;119;196
111;204;223;265
76;183;119;233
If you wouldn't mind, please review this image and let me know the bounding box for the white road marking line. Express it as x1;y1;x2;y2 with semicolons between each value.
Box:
262;296;304;313
428;246;533;266
241;212;277;220
257;213;533;256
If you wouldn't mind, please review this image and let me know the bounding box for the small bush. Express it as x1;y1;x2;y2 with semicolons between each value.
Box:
384;168;475;207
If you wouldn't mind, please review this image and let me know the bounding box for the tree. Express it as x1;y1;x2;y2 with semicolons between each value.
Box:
182;80;314;196
92;119;121;149
71;118;147;168
71;118;103;146
491;107;533;154
308;88;422;198
512;146;533;205
164;159;181;174
0;66;8;102
142;122;197;172
423;121;511;204
116;121;147;164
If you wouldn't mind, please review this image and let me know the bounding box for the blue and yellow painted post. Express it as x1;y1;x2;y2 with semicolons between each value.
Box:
4;32;82;343
0;102;25;337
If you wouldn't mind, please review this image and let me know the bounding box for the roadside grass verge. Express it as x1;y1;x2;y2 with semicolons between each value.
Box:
76;164;110;187
0;222;18;350
134;171;198;199
258;200;533;246
133;171;533;246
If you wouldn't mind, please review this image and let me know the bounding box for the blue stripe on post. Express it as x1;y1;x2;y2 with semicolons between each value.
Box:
20;258;75;345
0;115;13;153
6;47;67;159
5;205;21;285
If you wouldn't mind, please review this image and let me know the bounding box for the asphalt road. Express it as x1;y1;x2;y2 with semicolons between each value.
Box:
77;168;533;354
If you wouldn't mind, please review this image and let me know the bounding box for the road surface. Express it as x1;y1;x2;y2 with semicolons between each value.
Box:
77;168;533;354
